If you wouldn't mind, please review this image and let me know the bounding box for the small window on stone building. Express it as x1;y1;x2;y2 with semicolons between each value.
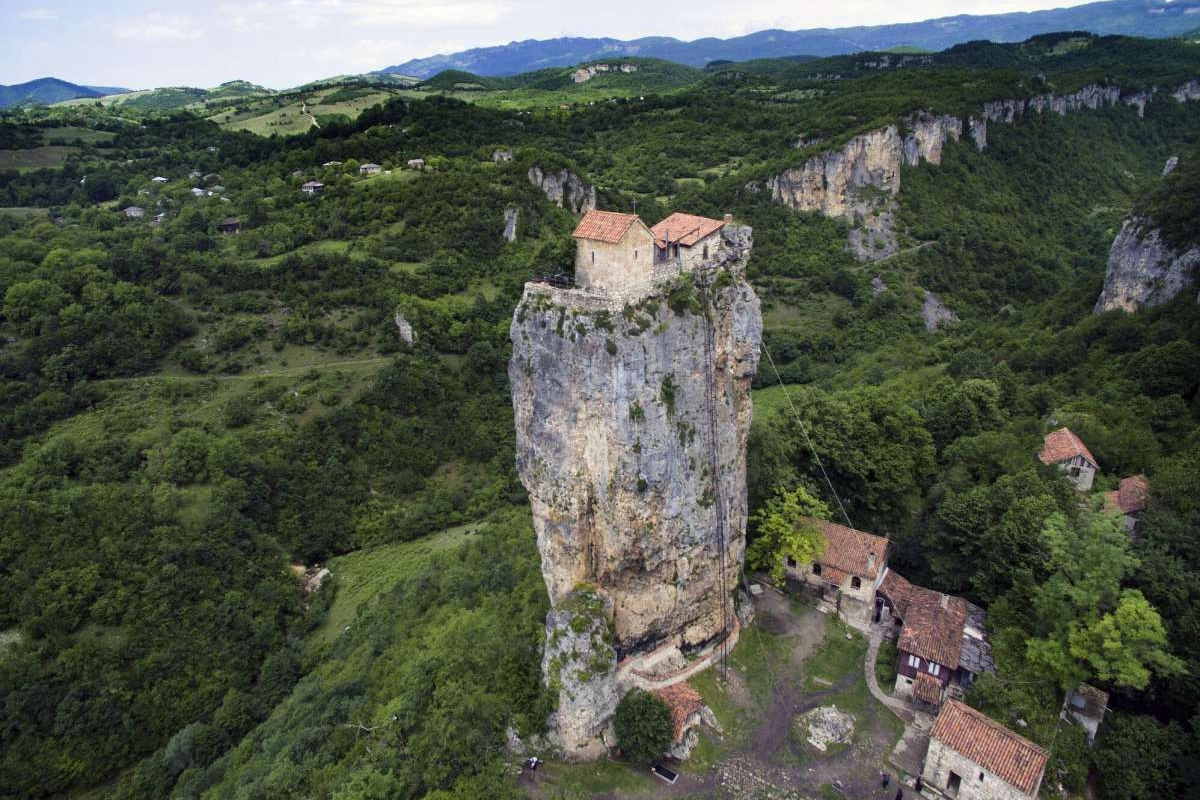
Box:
634;250;638;260
812;563;822;576
851;576;861;590
979;772;985;781
703;245;708;259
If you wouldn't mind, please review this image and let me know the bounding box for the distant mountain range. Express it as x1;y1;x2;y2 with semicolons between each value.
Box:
0;77;130;109
380;0;1200;78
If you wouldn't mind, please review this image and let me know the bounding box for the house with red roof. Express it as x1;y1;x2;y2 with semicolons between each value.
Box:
784;517;890;629
923;700;1049;800
571;209;731;294
878;570;994;711
571;210;657;291
650;212;729;271
652;681;718;759
1103;474;1149;532
1037;427;1098;491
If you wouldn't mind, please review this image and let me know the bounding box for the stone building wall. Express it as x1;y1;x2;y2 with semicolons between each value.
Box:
922;739;1038;800
574;226;657;291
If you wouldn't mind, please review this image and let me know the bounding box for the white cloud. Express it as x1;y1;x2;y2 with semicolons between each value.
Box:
112;13;203;42
18;8;59;21
220;0;510;32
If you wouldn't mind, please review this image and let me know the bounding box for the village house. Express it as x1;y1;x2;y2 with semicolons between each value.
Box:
1038;427;1098;491
923;700;1049;800
406;158;426;170
650;212;730;273
122;206;146;219
652;681;717;760
301;181;325;195
359;162;382;175
879;570;994;711
783;517;889;629
190;187;205;197
217;217;241;234
151;176;169;183
322;161;342;168
1103;474;1149;532
1062;683;1108;744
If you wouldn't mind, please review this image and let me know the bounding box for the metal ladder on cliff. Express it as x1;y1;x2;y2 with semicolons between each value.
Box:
698;281;731;679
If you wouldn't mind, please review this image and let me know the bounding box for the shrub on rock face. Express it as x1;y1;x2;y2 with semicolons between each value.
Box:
614;689;672;763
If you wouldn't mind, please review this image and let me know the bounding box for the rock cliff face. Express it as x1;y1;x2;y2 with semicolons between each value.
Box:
767;113;965;260
770;80;1199;260
1095;218;1200;313
572;63;638;83
528;166;596;214
509;234;761;657
541;589;620;759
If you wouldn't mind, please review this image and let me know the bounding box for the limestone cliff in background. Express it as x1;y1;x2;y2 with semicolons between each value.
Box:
1095;218;1200;313
769;80;1199;261
509;230;761;657
528;165;596;214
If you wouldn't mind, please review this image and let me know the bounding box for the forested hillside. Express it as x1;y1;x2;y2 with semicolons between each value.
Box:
1;32;1199;800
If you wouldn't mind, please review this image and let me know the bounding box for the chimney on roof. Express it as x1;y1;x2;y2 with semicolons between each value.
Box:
867;552;875;572
940;593;949;609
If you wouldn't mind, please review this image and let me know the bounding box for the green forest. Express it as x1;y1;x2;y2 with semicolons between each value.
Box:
1;31;1199;800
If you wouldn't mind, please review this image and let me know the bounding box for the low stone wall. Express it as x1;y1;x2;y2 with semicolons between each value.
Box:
616;618;741;691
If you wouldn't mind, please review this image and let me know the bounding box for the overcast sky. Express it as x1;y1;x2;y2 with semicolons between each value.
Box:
3;0;1093;90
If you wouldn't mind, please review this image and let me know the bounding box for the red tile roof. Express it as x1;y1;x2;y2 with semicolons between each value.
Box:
1037;427;1096;467
653;682;706;743
879;569;915;617
913;671;944;706
1117;475;1149;514
802;517;889;581
931;701;1048;796
650;212;726;248
899;587;967;669
572;210;642;243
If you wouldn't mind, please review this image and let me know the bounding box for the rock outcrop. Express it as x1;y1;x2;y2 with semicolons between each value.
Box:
528;165;596;214
922;289;958;331
1095;218;1200;313
572;63;638;83
502;206;519;242
768;113;966;260
541;589;620;759
770;80;1200;261
510;236;761;656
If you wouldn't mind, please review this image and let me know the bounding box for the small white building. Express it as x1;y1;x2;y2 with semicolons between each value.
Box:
407;158;426;170
924;700;1049;800
1038;427;1097;491
359;162;382;175
122;206;146;219
151;176;169;183
301;181;325;195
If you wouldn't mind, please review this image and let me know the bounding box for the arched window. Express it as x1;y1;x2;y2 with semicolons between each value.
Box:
785;557;797;568
812;563;822;576
851;576;862;590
